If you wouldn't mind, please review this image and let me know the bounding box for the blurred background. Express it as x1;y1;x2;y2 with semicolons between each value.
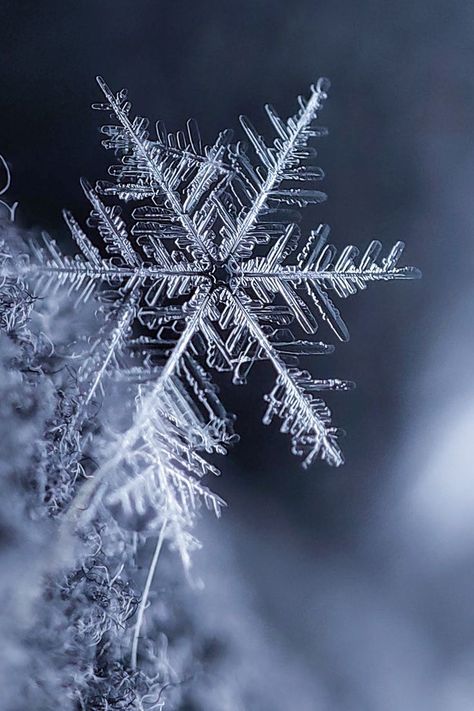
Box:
1;1;474;708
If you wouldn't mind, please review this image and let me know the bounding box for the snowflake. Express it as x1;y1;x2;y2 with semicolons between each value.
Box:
18;77;419;564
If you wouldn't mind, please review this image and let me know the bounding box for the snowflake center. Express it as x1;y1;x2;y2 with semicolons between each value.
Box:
208;260;236;289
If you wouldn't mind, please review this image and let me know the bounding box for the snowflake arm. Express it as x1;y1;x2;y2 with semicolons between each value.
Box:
229;290;352;466
80;177;141;268
65;285;217;524
105;410;226;565
218;78;328;260
76;292;139;413
93;76;228;260
24;228;199;307
238;225;422;341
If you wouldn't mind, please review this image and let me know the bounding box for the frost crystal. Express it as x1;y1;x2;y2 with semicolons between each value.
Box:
20;77;419;543
0;77;421;706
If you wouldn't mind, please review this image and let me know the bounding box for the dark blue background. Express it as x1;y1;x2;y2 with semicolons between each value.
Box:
1;3;473;706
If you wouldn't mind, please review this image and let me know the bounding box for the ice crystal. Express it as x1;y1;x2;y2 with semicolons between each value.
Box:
18;77;419;548
0;72;421;708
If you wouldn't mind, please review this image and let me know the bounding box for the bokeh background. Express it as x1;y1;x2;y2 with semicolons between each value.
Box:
1;1;474;708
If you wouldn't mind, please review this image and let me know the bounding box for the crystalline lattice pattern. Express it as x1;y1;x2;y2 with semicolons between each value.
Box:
18;77;419;563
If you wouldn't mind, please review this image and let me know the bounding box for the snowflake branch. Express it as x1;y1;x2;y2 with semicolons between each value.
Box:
220;79;328;260
74;290;139;422
96;77;215;260
24;229;208;307
63;286;213;527
231;290;348;466
238;236;421;341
